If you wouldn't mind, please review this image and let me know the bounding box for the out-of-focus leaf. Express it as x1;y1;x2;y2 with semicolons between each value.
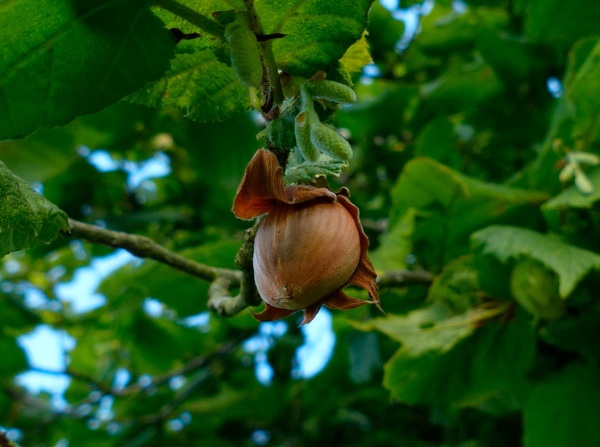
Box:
0;129;77;182
511;39;600;193
414;117;461;169
524;363;600;447
99;240;240;317
542;313;600;361
0;161;69;257
564;39;600;142
472;225;600;298
421;62;503;110
378;310;534;406
352;303;475;352
390;158;547;265
523;0;600;49
427;256;481;312
0;0;175;139
510;258;565;320
370;208;415;272
0;336;28;374
417;5;507;54
543;168;600;215
347;331;382;384
126;311;205;374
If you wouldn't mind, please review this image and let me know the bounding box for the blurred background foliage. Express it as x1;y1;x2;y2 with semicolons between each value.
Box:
1;0;600;446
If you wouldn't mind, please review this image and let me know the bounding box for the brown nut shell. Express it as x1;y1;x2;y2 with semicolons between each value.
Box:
253;201;361;311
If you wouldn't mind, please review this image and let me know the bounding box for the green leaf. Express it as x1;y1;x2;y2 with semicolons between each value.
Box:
369;208;416;272
427;256;482;312
352;303;476;355
421;62;503;110
374;309;534;406
564;39;600;142
0;336;28;374
125;311;204;374
524;363;600;447
472;225;600;298
523;0;600;49
284;155;347;184
542;168;600;213
0;0;175;139
0;161;69;257
127;50;251;122
390;158;548;265
510;258;565;320
258;0;375;75
99;240;240;317
414;117;462;169
542;312;600;361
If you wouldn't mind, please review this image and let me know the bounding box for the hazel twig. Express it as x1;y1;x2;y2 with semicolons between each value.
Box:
64;219;241;285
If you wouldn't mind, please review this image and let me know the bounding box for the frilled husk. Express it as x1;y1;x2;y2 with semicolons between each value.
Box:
232;149;380;325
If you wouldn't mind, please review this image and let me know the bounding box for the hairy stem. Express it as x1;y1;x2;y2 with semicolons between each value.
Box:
242;0;284;112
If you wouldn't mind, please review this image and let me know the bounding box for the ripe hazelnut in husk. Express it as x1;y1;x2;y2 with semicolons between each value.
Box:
233;149;380;325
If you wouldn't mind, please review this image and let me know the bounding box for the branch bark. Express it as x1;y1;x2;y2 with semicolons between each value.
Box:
377;269;435;288
64;219;241;285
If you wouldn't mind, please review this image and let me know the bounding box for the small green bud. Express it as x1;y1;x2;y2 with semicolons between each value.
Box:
559;162;575;183
510;258;565;320
305;80;357;104
574;168;593;194
310;123;353;161
569;151;600;166
295;111;319;161
224;14;263;88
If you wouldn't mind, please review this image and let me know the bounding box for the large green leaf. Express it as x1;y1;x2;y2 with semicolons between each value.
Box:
524;363;600;447
365;309;535;407
259;0;375;75
0;0;175;139
0;161;69;257
352;303;476;354
132;0;374;121
390;158;548;266
472;225;600;298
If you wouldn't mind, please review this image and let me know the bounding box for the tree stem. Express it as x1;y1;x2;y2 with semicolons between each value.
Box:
64;219;240;284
